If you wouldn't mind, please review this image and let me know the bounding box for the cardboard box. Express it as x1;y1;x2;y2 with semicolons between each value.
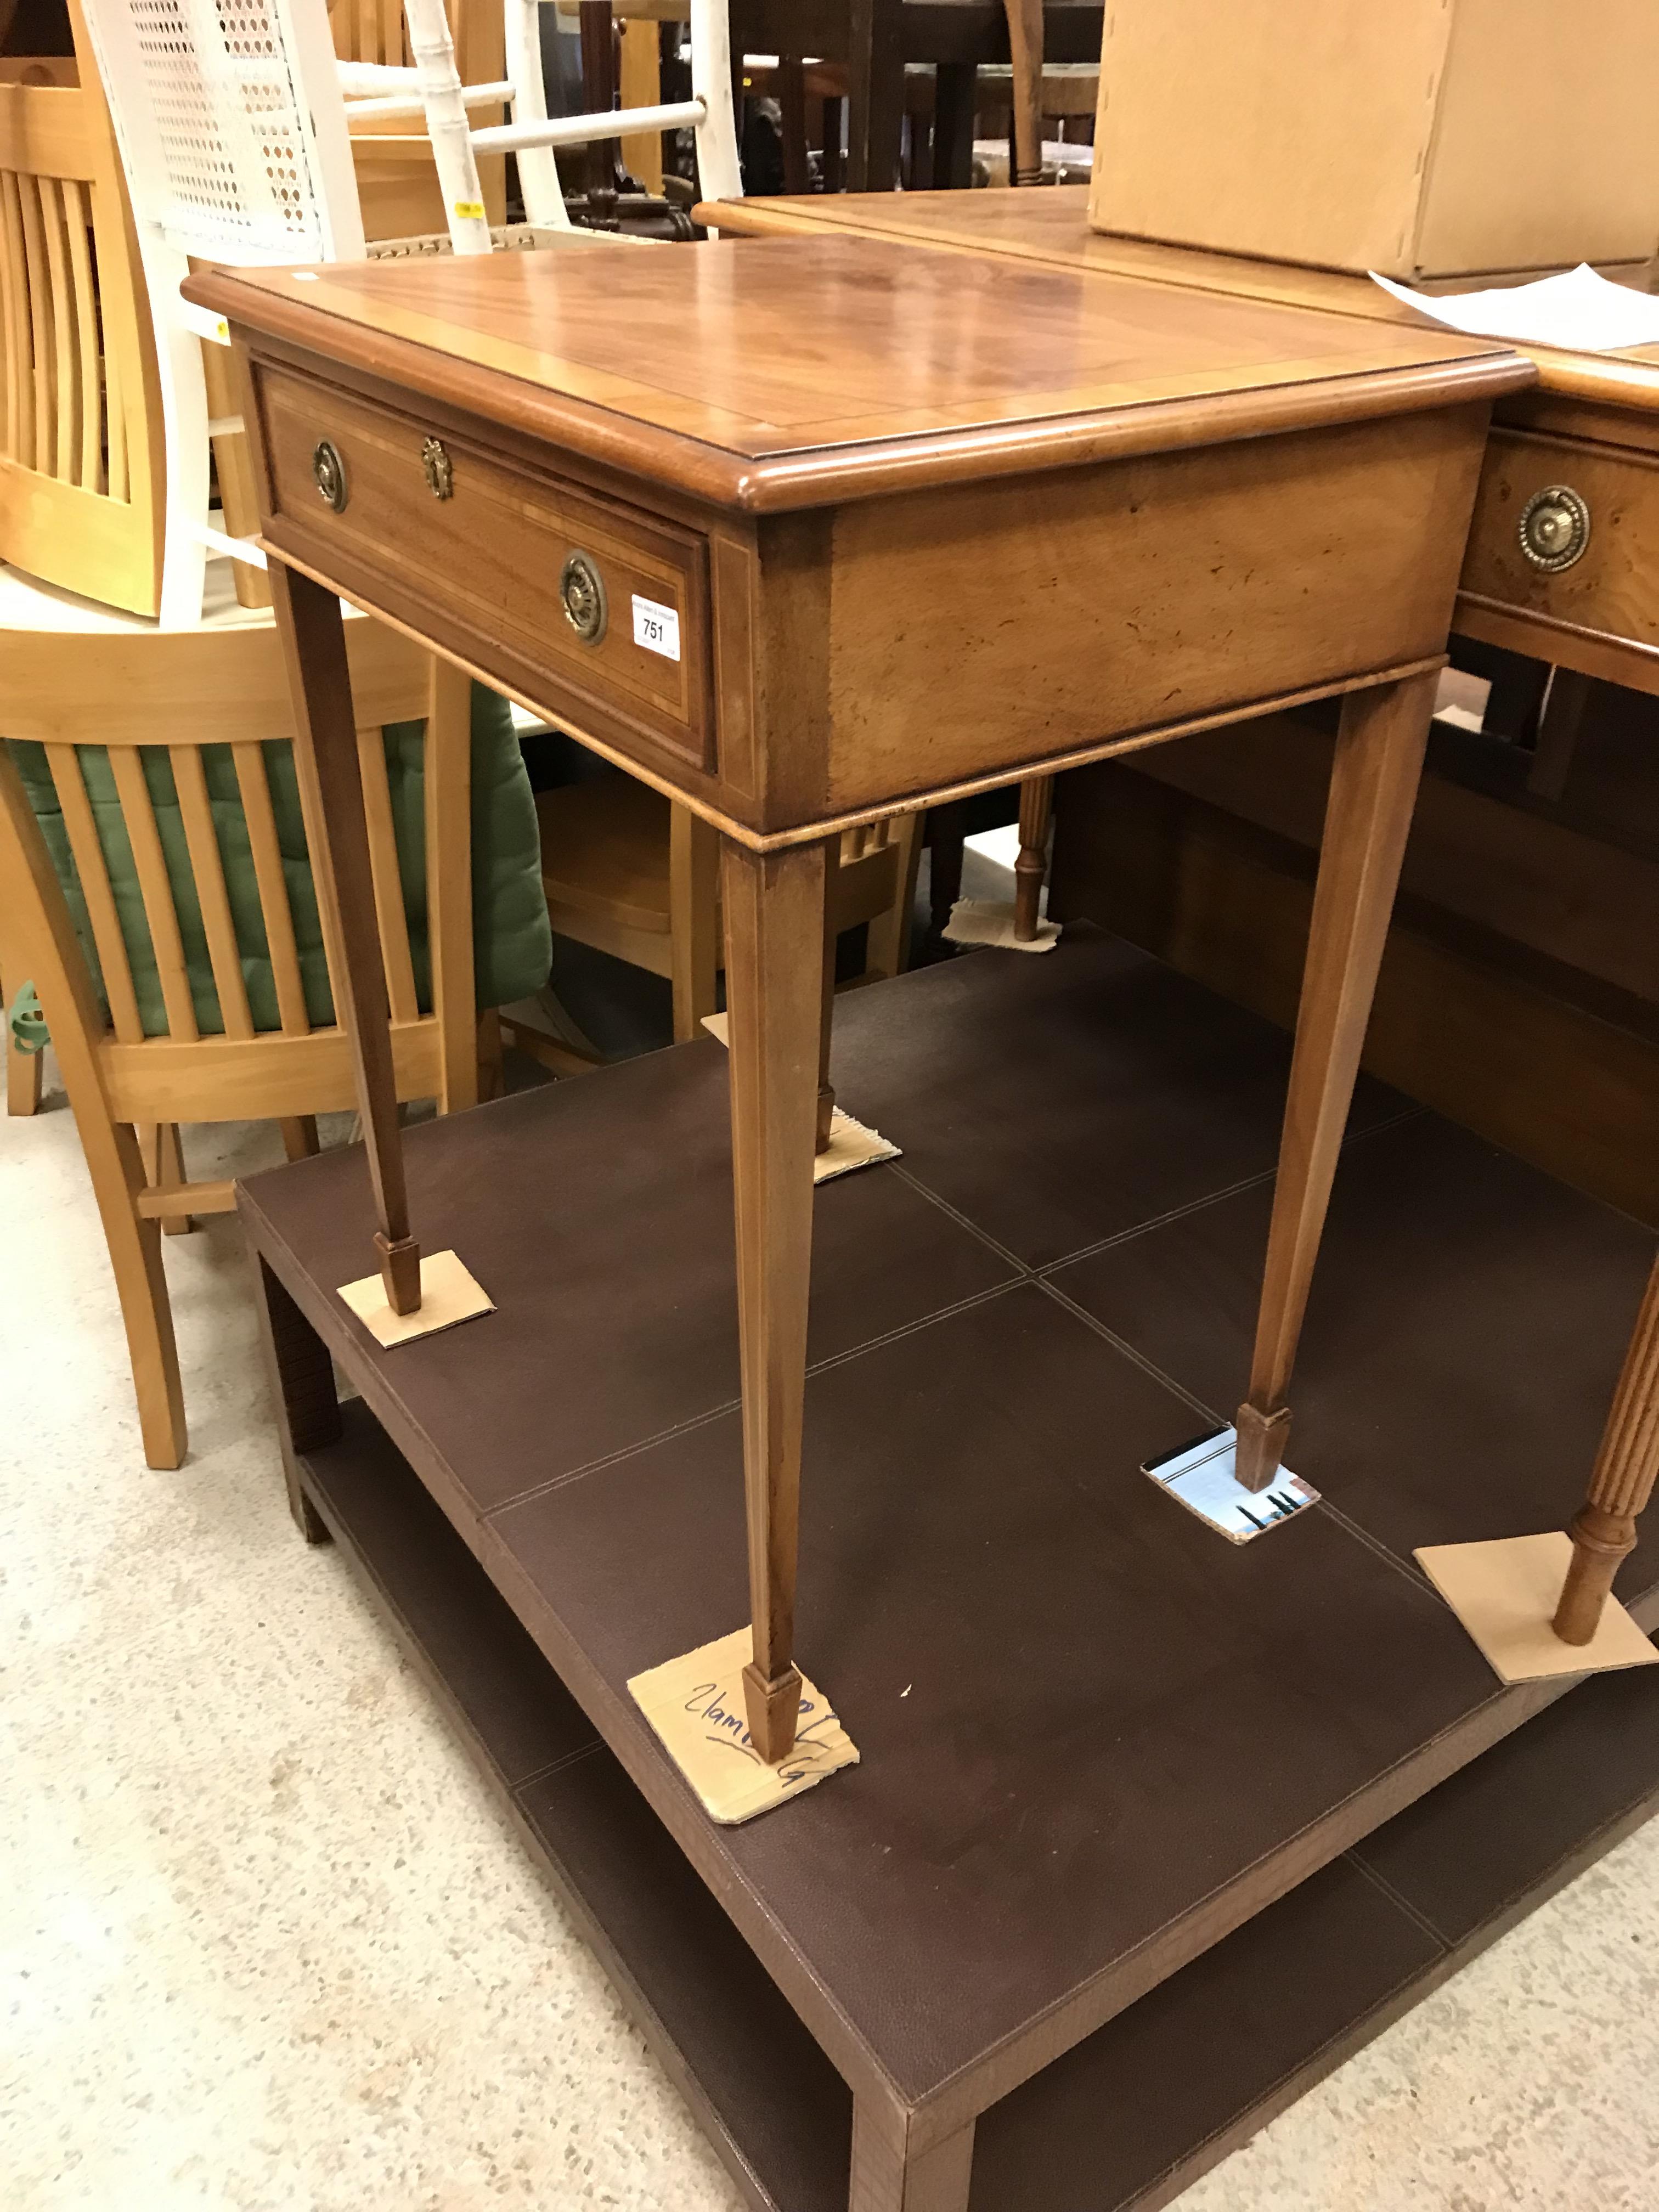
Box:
1087;0;1659;280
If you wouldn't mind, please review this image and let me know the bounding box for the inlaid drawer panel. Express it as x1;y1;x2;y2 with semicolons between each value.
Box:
1458;429;1659;653
255;363;715;774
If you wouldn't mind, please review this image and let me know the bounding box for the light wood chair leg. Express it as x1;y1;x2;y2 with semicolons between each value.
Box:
720;833;832;1764
849;2101;975;2212
669;802;720;1043
279;1116;321;1161
0;750;185;1468
1233;671;1435;1492
138;1121;194;1233
864;811;923;981
269;563;421;1316
1014;774;1054;941
1555;1254;1659;1644
99;1129;187;1469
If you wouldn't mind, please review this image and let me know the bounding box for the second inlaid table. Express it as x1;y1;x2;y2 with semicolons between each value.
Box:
188;236;1529;1778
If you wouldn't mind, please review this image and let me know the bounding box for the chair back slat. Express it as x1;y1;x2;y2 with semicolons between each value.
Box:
102;238;127;499
40;175;76;481
170;745;255;1041
356;722;419;1025
0;171;29;460
108;750;199;1041
231;741;312;1035
61;176;101;491
16;171;52;474
43;741;144;1043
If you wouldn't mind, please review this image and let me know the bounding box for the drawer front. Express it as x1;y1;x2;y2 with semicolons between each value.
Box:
1458;429;1659;653
256;363;714;775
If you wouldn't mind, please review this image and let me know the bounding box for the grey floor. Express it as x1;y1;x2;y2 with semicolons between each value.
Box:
6;877;1659;2207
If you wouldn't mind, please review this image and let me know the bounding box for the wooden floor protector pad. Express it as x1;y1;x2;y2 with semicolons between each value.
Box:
1416;1532;1659;1684
628;1627;860;1824
338;1249;495;1348
941;899;1060;952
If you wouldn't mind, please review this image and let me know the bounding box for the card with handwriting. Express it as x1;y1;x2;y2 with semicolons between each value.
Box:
628;1627;860;1824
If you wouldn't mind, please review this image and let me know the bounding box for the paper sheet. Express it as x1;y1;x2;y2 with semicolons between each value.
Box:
1370;265;1659;354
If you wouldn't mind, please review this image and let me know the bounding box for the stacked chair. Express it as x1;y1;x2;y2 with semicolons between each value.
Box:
0;0;550;1469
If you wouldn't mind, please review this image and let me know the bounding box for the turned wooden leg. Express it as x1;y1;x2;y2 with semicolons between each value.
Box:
269;563;421;1316
1234;672;1434;1491
721;834;832;1764
1003;0;1045;188
1014;774;1054;941
1554;1254;1659;1644
249;1252;340;1543
849;2102;974;2212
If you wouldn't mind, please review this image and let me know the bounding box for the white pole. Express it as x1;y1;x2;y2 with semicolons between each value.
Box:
401;0;495;254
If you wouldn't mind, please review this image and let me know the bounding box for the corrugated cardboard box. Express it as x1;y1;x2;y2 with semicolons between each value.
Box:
1088;0;1659;279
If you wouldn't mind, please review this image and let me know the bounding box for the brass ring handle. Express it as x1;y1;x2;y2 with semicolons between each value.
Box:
1518;484;1590;573
560;551;608;644
312;439;348;513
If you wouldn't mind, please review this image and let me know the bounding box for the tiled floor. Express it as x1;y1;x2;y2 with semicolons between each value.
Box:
5;1030;1659;2209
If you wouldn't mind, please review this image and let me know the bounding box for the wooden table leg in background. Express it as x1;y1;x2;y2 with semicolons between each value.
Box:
1013;773;1053;941
268;564;422;1316
1555;1254;1659;1643
818;844;839;1153
1233;669;1436;1492
720;834;833;1763
1001;0;1045;188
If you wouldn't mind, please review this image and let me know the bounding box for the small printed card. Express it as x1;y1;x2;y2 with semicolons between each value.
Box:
628;1627;860;1825
1142;1427;1319;1543
632;594;681;661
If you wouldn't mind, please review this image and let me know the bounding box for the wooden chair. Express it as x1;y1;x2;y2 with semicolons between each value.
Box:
0;30;164;614
0;581;487;1470
529;775;921;1045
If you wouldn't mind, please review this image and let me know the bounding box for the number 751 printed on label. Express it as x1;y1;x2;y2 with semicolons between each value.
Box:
631;594;681;662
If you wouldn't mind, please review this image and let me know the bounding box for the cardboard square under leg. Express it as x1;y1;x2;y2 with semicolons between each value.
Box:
337;1249;495;1348
700;1014;900;1181
1142;1426;1320;1543
941;898;1060;953
628;1626;860;1825
1415;1531;1659;1684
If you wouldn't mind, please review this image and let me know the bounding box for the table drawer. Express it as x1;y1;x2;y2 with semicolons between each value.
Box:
1458;428;1659;654
255;363;714;774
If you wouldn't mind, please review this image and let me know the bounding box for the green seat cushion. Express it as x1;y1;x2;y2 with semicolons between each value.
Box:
8;683;550;1040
